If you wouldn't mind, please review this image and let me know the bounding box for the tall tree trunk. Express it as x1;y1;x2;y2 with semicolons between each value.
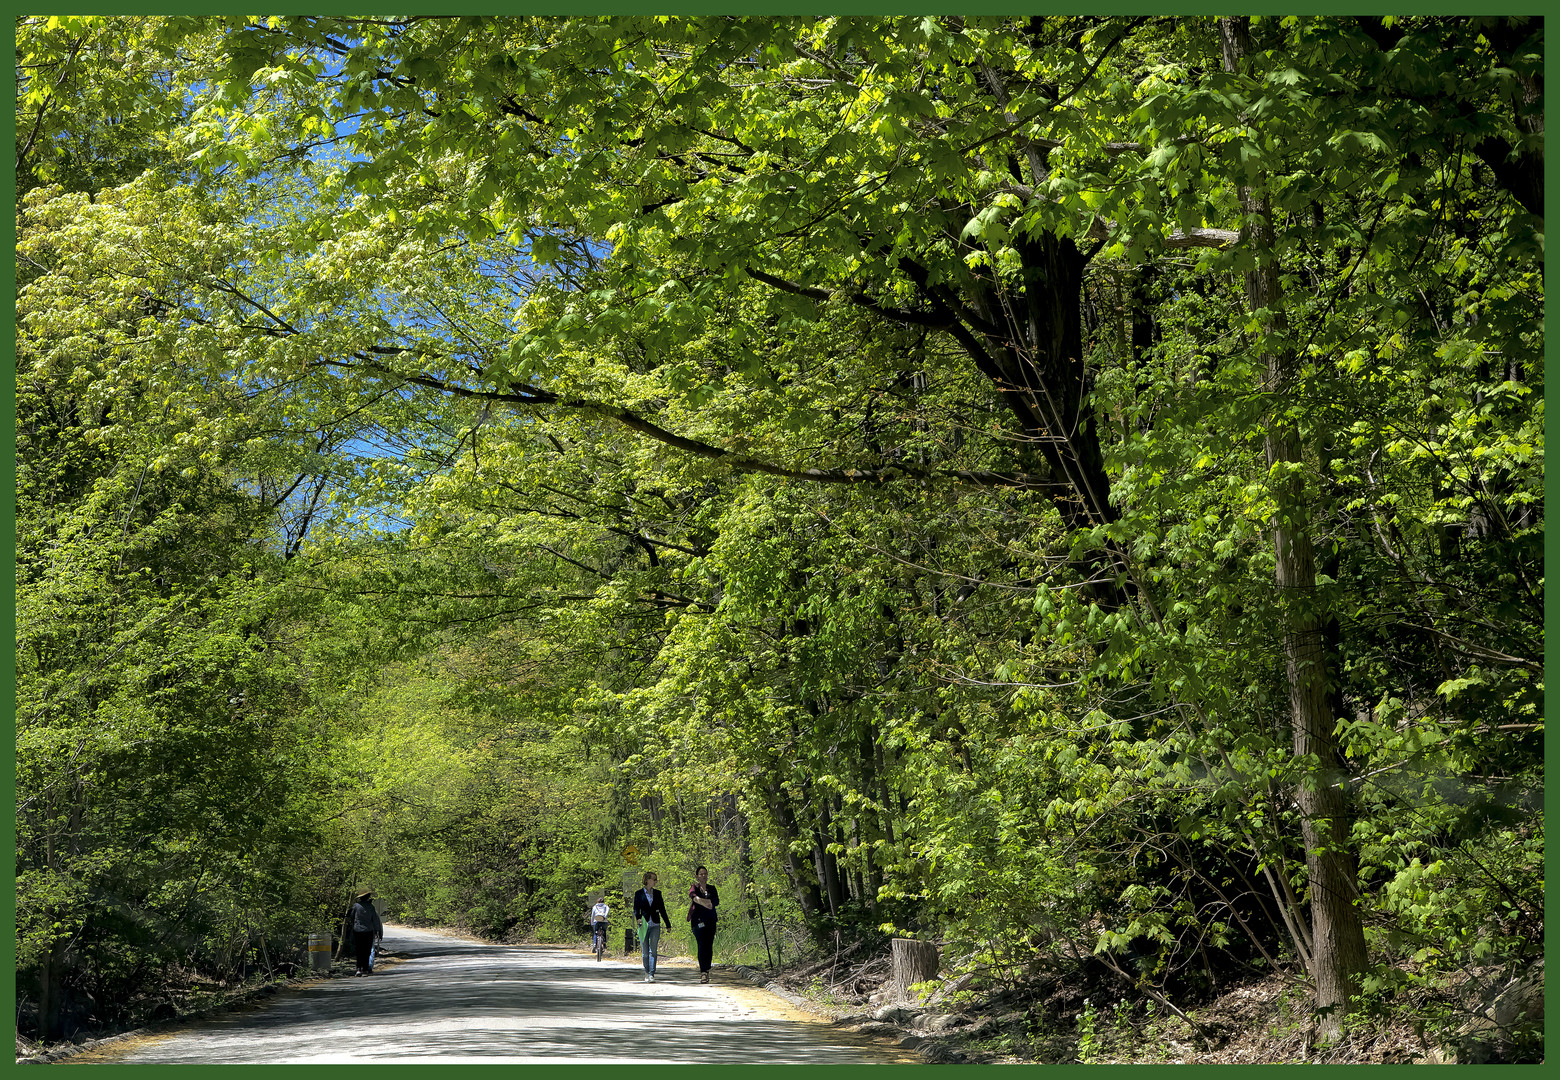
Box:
812;842;840;917
813;792;843;917
957;235;1114;532
902;223;1134;610
1221;16;1369;1042
763;782;823;917
951;48;1117;537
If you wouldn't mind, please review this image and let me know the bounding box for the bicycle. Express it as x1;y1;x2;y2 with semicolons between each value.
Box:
591;921;608;960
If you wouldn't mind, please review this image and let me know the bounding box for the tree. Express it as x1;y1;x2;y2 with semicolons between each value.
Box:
16;16;1541;1054
15;17;368;1039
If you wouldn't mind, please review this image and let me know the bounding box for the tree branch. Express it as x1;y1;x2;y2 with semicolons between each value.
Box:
744;267;954;329
325;356;1064;494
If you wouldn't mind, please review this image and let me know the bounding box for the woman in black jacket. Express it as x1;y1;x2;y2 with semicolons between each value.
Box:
687;866;720;983
632;871;673;982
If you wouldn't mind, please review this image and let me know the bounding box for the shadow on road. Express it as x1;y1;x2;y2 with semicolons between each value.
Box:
108;925;903;1064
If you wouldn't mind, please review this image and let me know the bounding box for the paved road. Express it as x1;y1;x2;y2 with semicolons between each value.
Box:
96;925;905;1064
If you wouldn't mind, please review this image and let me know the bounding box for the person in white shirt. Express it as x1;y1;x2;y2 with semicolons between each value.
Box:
590;897;611;959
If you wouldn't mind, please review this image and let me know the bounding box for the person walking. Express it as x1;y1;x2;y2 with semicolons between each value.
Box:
348;889;383;976
687;865;720;983
632;872;673;982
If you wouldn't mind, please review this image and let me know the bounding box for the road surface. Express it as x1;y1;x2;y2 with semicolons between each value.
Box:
85;924;909;1064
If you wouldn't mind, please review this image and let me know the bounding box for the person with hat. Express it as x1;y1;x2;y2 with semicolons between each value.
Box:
347;889;384;976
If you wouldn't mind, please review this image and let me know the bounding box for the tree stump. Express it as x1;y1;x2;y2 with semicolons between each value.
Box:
889;938;940;1001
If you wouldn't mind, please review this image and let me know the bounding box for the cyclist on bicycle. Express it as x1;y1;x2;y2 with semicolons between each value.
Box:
590;897;611;959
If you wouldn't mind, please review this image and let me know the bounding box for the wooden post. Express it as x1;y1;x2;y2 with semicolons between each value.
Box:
889;938;939;1001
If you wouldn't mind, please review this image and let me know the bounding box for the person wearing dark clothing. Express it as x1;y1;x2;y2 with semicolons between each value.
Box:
687;865;720;983
348;890;384;975
632;871;674;982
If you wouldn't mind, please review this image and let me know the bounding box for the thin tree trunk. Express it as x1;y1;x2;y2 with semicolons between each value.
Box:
873;737;897;847
734;802;754;909
1266;466;1366;1036
1221;15;1369;1043
847;815;867;907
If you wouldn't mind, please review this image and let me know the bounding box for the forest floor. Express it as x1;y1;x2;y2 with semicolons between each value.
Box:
744;945;1464;1065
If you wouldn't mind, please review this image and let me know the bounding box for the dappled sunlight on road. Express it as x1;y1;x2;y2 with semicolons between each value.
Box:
103;925;903;1064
